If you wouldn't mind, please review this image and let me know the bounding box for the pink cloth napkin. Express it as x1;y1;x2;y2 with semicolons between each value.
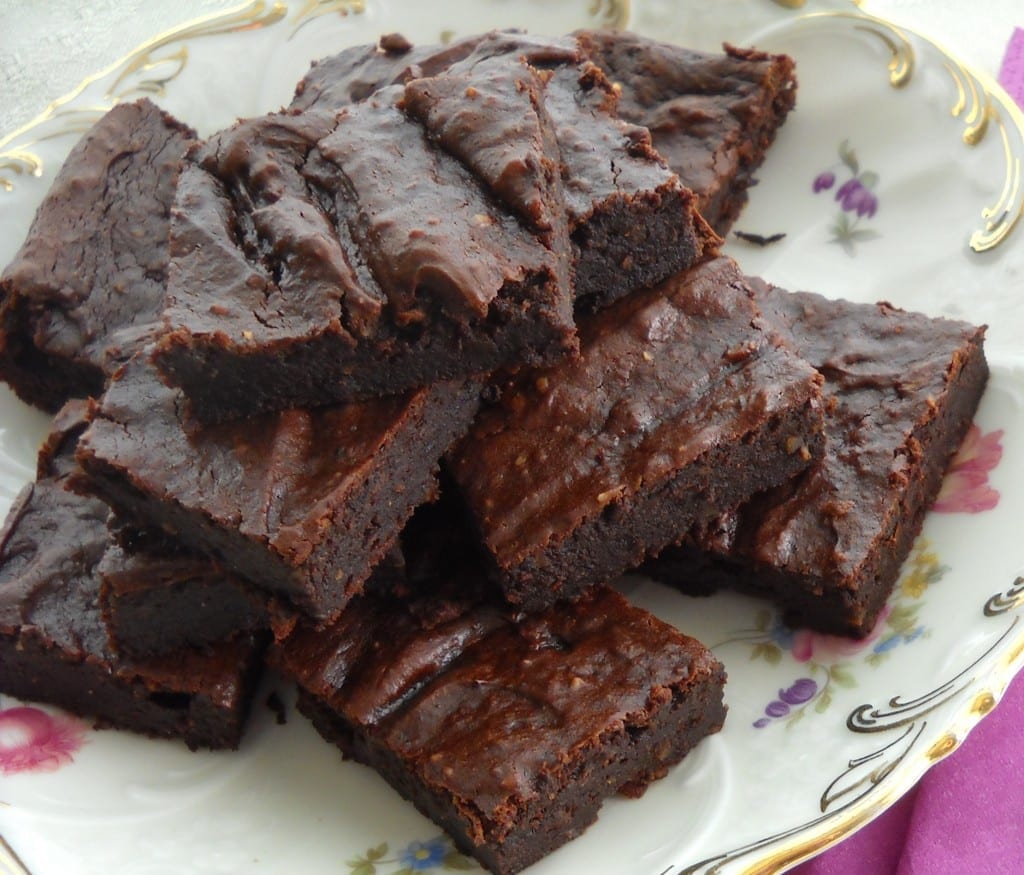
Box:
998;28;1024;108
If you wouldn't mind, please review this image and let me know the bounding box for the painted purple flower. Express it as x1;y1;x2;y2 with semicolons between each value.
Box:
850;186;878;217
398;836;448;870
835;178;878;216
812;171;836;192
933;425;1003;513
0;706;86;775
754;678;819;728
779;677;818;706
835;177;862;206
815;141;881;253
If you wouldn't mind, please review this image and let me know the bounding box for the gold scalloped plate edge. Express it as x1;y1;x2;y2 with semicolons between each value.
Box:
741;5;1024;255
671;611;1024;875
0;833;29;875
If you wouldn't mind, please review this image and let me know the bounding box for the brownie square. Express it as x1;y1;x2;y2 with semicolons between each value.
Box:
75;353;481;620
0;99;195;411
574;29;797;234
290;31;718;311
0;403;264;750
154;54;576;423
272;581;726;875
97;526;272;659
447;255;825;611
647;284;989;637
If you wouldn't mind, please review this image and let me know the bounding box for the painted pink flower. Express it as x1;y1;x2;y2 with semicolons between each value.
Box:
790;604;891;664
0;706;86;775
933;426;1003;513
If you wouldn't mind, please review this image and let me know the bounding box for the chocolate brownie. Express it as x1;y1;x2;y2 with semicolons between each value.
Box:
97;527;272;659
272;581;726;875
75;353;482;620
574;29;797;233
646;285;989;637
0;99;195;411
99;522;408;659
154;55;575;423
291;31;718;311
447;255;826;611
0;403;264;749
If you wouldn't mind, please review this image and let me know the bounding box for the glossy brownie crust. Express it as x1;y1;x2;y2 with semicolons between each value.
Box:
155;55;575;423
449;256;825;610
0;405;263;749
290;31;717;312
648;286;989;637
0;99;194;411
574;30;797;234
274;584;726;875
75;355;481;620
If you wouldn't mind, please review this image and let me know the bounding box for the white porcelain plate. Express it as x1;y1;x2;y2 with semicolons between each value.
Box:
1;2;1023;874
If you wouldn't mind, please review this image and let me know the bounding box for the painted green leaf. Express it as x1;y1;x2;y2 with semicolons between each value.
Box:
832;212;852;236
848;228;882;242
348;863;376;875
832;235;856;257
444;850;476;870
752;642;782;665
838;138;860;175
859;170;880;189
815;688;833;713
830;664;857;689
887;604;918;634
367;844;388;862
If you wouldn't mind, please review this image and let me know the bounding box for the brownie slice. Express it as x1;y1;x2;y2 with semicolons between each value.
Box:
97;526;272;659
74;353;481;620
574;29;797;234
0;402;264;750
647;285;989;637
99;522;408;660
290;30;718;311
154;55;575;423
0;99;195;411
447;255;825;611
272;581;726;875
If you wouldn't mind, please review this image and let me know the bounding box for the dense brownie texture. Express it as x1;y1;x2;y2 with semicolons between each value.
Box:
273;582;726;875
0;99;195;411
291;30;717;311
75;353;481;620
0;402;264;749
647;285;989;637
155;55;575;423
574;30;797;234
447;255;825;610
98;526;271;659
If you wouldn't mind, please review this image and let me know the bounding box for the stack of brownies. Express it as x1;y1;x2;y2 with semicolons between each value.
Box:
0;28;988;875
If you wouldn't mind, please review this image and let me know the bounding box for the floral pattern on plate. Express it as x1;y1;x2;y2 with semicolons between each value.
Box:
347;836;473;874
0;705;86;775
933;425;1004;513
812;139;881;255
744;538;948;728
